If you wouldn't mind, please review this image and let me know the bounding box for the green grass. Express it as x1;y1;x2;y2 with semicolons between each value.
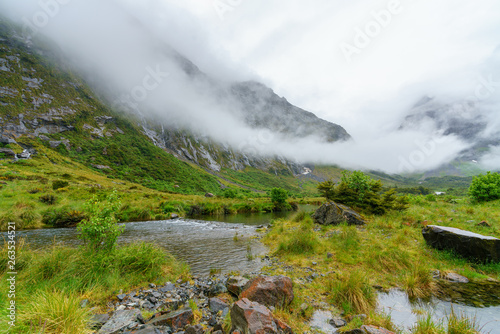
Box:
0;241;189;333
327;270;376;314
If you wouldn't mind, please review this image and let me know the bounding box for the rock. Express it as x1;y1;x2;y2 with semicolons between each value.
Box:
240;275;294;308
329;317;347;328
274;318;293;334
444;272;469;283
0;148;16;157
92;164;112;170
98;309;141;334
146;308;193;330
205;193;214;198
0;136;16;144
126;325;171;334
117;294;127;301
159;283;175;293
422;225;500;263
312;202;366;226
230;298;278;334
327;252;333;259
226;276;249;296
209;297;229;313
361;325;396;334
185;324;204;334
170;213;179;219
342;329;364;334
90;314;110;330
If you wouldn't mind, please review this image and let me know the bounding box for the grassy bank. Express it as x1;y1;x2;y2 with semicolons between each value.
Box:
261;197;500;332
0;241;189;333
0;155;300;231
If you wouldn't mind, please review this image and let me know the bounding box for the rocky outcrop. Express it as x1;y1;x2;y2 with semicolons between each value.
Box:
226;276;249;297
312;202;366;226
98;309;142;334
422;225;500;263
240;275;294;308
230;298;292;334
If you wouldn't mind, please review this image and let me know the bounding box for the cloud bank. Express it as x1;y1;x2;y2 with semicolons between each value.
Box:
1;0;499;174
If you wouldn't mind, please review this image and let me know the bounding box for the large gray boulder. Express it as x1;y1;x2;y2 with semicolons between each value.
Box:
422;225;500;263
312;202;366;226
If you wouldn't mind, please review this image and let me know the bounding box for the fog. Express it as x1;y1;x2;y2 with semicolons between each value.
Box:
1;0;499;174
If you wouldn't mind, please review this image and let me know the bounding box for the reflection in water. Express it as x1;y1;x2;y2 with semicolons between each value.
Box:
5;219;268;276
378;290;500;334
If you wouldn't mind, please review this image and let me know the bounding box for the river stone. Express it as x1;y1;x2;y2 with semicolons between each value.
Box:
209;297;229;313
240;275;294;308
444;272;469;283
90;314;110;330
312;202;366;226
231;298;278;334
422;225;500;263
227;276;249;296
146;308;193;330
98;309;141;334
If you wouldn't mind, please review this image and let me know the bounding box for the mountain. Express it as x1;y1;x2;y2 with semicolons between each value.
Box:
399;97;500;176
0;17;350;194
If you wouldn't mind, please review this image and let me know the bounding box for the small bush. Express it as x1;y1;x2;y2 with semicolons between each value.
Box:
52;180;69;190
469;171;500;202
77;190;124;251
270;187;289;210
39;194;57;205
28;188;42;194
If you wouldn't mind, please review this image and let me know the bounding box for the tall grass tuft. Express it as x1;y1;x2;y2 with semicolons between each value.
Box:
404;265;437;299
19;290;92;334
277;216;319;254
328;270;376;314
447;309;483;334
411;314;445;334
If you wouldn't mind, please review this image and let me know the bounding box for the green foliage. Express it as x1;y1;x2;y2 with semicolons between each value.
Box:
277;217;319;254
318;171;408;214
469;171;500;203
52;180;69;190
42;207;86;228
39;194;57;205
77;190;124;251
270;187;288;205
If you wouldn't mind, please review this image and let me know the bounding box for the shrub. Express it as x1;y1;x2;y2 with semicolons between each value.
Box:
223;188;238;199
270;188;288;205
469;171;500;202
318;171;408;214
39;194;57;205
52;180;69;190
77;190;124;251
42;208;87;228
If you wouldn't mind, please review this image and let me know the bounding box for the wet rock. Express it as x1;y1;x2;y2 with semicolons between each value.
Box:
227;276;249;296
312;202;366;226
422;225;500;263
90;314;110;330
329;317;347;328
209;297;229;313
361;325;396;334
146;308;194;330
240;275;294;308
230;298;278;334
170;213;179;219
444;272;469;283
98;309;141;334
185;324;204;334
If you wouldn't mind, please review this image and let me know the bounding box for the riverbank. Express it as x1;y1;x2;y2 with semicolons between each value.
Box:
259;198;500;332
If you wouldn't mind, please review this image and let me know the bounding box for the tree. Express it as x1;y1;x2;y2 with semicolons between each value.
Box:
270;188;289;208
317;171;407;214
77;190;124;251
469;171;500;202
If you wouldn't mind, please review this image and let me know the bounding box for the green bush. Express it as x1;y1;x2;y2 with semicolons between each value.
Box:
77;190;124;251
318;171;408;214
469;171;500;202
52;180;69;190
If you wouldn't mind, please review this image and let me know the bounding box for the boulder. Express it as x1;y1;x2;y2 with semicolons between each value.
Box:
422;225;500;263
0;148;16;157
230;298;277;334
98;309;141;334
312;202;366;226
227;276;249;296
0;136;16;144
240;275;294;308
205;193;215;198
146;308;193;330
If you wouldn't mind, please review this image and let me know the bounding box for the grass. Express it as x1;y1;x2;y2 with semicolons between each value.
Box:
261;197;500;333
0;241;189;333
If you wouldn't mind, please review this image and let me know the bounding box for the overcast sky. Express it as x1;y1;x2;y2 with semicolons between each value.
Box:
1;0;500;173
